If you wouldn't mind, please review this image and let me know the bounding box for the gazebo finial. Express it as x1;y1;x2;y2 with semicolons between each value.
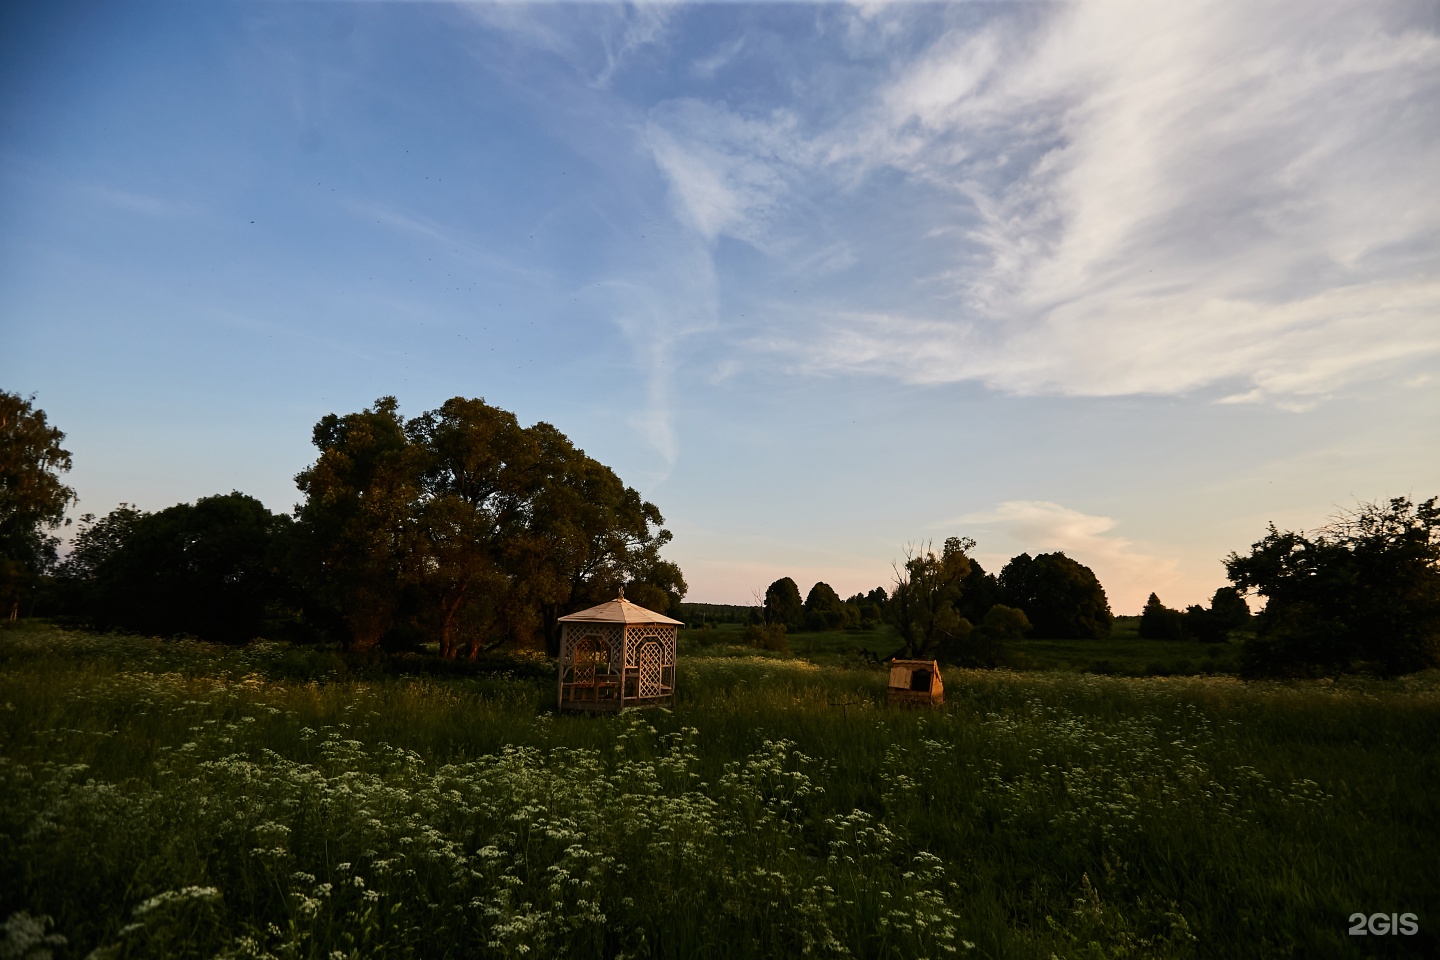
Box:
617;584;626;601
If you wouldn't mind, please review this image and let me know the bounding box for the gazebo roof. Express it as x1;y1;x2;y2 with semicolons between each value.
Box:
557;591;683;626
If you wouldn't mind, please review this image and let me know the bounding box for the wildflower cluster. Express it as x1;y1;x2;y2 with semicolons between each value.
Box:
3;701;964;959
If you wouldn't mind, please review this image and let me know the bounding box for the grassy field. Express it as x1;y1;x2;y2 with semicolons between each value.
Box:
1;620;1436;959
687;620;1245;676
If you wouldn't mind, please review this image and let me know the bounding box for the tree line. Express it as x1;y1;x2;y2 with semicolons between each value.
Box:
757;539;1114;663
2;392;684;657
3;389;1437;675
1138;588;1252;644
1137;497;1440;675
754;500;1440;678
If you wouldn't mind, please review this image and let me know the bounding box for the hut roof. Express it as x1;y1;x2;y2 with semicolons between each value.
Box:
557;592;683;625
889;658;941;671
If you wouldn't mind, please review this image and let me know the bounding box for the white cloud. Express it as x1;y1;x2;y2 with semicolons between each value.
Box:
690;36;745;80
952;500;1181;614
649;0;1440;405
594;2;676;87
459;1;676;88
581;234;721;483
646;99;810;244
882;0;1440;401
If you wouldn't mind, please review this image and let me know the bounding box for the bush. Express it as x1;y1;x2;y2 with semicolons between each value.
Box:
743;622;790;654
945;604;1030;668
1227;496;1440;676
1139;594;1185;642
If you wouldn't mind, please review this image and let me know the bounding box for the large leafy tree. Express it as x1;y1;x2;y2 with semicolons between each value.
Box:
58;493;294;643
294;396;683;657
999;551;1112;639
803;581;853;630
1226;497;1440;676
0;392;75;617
890;537;974;658
1209;586;1251;633
406;398;541;659
522;420;683;657
954;559;1000;624
763;577;803;628
294;397;421;652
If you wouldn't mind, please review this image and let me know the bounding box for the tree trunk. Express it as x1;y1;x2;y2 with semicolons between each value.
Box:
438;586;468;660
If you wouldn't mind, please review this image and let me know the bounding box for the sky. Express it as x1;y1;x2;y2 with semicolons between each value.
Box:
2;0;1437;613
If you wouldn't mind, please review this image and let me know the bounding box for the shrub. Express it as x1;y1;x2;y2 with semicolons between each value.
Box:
743;622;790;654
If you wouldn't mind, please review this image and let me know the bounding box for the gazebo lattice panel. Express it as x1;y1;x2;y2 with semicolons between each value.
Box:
623;624;677;665
556;594;681;713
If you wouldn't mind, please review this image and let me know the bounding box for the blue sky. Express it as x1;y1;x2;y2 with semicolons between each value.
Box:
3;1;1437;612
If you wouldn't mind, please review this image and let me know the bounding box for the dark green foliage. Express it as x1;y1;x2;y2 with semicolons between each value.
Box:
293;397;419;652
1209;586;1251;632
676;602;758;625
0;392;75;617
402;397;543;659
51;396;683;656
621;582;672;617
954;559;1000;624
292;397;684;655
802;581;856;631
1180;604;1219;644
999;551;1113;639
763;577;803;628
890;537;974;658
1227;497;1440;676
1139;593;1185;641
944;603;1029;667
979;603;1030;642
57;493;296;643
846;587;888;626
1138;589;1246;644
519;419;685;655
742;621;790;653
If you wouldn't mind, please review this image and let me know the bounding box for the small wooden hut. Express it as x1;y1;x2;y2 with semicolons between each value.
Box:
887;659;944;706
556;589;682;712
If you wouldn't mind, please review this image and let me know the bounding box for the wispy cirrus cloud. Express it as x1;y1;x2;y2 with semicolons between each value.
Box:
646;98;811;245
459;0;677;88
691;36;745;80
644;0;1440;406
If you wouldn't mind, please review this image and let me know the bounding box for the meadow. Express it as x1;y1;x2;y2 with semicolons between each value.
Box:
1;620;1436;959
702;619;1246;677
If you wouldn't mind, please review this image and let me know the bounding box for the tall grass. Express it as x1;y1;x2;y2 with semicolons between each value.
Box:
1;621;1436;958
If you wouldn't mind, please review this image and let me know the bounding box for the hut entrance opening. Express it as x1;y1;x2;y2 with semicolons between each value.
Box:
886;659;945;707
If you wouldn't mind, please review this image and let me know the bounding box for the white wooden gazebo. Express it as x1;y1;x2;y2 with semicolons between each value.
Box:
556;589;682;712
